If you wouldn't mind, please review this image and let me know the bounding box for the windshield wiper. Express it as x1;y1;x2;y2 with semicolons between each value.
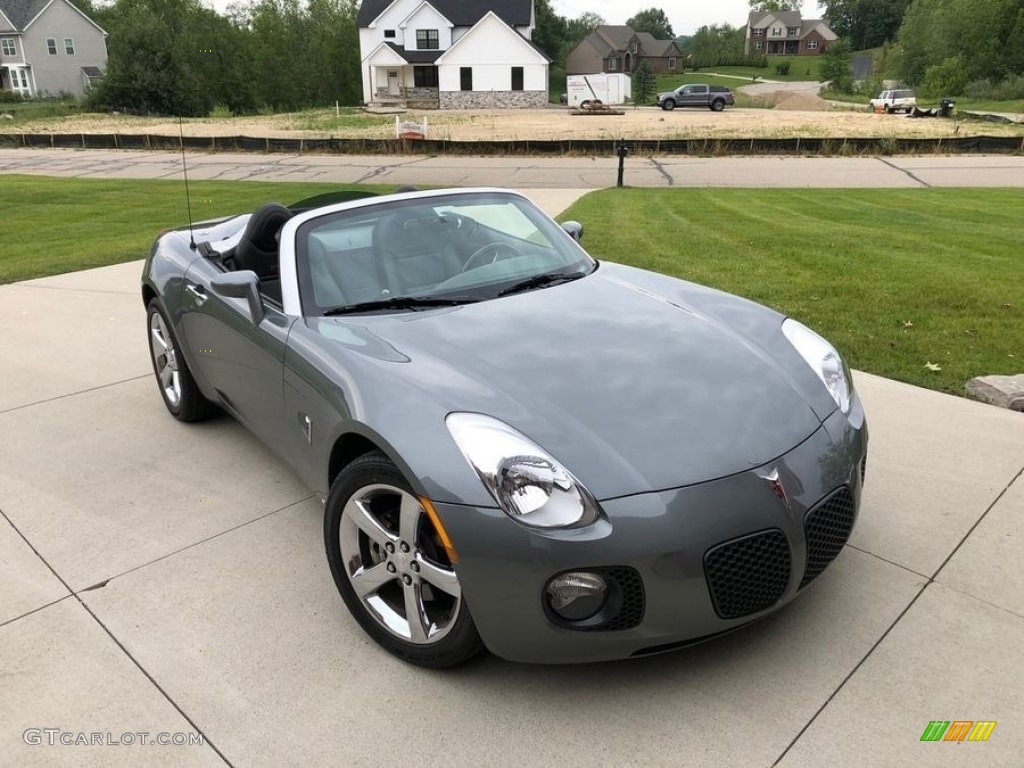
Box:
323;295;479;316
498;270;587;298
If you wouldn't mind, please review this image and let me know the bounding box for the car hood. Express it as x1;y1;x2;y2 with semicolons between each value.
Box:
318;265;823;500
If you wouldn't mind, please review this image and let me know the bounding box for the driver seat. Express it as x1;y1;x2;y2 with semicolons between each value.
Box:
231;203;294;280
372;209;463;294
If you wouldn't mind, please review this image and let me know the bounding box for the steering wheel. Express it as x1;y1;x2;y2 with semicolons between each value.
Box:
462;242;519;272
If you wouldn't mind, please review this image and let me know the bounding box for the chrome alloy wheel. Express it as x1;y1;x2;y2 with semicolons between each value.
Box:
149;311;181;408
340;484;462;644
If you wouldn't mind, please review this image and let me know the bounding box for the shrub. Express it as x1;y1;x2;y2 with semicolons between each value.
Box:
775;61;791;76
965;75;1024;101
920;56;969;100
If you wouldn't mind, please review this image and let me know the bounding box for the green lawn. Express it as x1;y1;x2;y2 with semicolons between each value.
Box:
3;177;1021;396
693;56;825;83
0;176;393;284
0;98;83;124
562;188;1023;394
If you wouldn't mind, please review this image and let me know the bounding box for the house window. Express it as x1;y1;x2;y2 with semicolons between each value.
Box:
668;57;677;70
753;28;763;37
788;27;799;36
11;68;29;92
1;38;15;56
755;41;763;50
46;38;58;55
460;66;472;91
630;42;638;53
384;29;396;39
511;66;523;91
771;27;783;37
413;65;438;87
416;29;439;50
608;57;618;71
64;38;75;55
807;40;819;50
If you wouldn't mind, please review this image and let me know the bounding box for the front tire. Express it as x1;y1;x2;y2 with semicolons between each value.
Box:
146;300;216;422
662;99;676;111
324;451;483;668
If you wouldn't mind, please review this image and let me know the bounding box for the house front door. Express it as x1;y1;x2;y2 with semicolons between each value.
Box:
387;71;400;97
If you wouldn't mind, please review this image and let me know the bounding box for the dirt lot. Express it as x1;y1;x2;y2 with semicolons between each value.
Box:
3;104;1022;141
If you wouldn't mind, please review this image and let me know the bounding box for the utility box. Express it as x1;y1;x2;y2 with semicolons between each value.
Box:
566;74;632;108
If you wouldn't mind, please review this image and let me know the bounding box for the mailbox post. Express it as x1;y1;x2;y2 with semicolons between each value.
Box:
616;138;630;187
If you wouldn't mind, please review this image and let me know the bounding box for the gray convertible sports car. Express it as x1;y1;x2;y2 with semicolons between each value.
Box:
142;187;868;667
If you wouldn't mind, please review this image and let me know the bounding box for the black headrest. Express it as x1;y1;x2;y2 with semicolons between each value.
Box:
233;203;293;277
243;203;293;251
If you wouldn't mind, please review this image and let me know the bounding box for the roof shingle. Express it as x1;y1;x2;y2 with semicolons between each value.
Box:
357;0;532;29
0;0;49;31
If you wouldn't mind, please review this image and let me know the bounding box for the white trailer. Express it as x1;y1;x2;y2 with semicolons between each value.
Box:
566;74;632;108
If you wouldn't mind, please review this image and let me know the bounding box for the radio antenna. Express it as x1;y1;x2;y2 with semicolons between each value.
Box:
179;115;197;250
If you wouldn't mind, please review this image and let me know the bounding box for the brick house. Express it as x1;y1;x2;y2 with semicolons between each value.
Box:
566;25;683;76
745;11;837;56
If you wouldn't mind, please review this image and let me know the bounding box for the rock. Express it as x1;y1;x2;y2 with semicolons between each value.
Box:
0;114;13;120
966;374;1024;412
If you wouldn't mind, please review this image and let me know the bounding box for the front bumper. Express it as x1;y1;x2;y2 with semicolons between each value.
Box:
433;397;868;664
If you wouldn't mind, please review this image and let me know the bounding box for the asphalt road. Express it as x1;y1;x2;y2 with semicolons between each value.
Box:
2;148;1024;188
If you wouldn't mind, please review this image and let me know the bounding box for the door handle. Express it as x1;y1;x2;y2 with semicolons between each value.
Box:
185;283;207;305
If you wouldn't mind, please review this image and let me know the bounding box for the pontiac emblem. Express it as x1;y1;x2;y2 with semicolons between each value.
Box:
760;468;791;511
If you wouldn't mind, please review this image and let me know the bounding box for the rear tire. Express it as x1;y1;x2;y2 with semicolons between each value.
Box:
146;300;216;422
710;99;725;112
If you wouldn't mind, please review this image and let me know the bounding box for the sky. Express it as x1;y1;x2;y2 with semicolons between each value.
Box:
551;1;823;37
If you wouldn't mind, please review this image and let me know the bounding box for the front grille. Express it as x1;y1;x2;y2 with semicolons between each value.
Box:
704;530;791;620
800;487;856;589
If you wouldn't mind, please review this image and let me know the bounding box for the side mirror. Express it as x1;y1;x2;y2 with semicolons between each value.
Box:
560;221;584;243
211;270;264;326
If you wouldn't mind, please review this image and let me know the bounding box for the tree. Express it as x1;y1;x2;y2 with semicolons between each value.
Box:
893;0;1024;86
818;0;909;49
686;24;746;66
821;38;853;92
89;0;227;116
565;12;605;55
632;61;656;105
532;0;568;62
748;0;800;11
626;7;674;39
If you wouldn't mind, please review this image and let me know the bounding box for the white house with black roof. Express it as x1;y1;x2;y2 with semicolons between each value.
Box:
357;0;548;109
0;0;107;98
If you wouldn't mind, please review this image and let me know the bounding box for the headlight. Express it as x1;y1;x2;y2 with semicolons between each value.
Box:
445;413;599;529
782;318;852;414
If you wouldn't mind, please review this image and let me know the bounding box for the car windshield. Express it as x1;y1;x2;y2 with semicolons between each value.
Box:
295;192;595;315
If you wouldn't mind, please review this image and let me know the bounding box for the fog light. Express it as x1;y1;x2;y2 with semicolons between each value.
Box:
546;572;607;621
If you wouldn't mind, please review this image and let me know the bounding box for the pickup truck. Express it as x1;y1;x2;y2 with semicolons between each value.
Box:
656;84;735;112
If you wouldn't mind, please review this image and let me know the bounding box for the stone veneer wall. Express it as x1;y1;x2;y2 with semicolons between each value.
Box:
405;87;439;108
439;90;547;109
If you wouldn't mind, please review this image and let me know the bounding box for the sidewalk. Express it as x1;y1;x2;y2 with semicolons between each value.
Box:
1;190;1022;767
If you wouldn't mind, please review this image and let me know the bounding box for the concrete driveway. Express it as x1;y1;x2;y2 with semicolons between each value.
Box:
1;190;1022;767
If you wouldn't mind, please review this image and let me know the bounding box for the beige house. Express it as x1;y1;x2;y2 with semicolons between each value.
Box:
566;25;683;76
0;0;107;98
744;10;836;56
